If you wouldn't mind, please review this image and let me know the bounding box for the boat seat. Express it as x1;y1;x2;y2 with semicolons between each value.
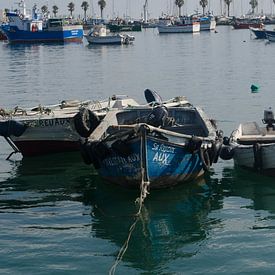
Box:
241;122;263;136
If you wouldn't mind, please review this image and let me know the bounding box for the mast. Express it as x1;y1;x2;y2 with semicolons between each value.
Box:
143;0;148;22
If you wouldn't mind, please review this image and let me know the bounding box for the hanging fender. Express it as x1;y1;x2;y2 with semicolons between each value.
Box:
74;108;100;138
199;148;211;172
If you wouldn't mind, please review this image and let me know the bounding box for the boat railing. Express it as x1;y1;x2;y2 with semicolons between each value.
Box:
109;123;213;142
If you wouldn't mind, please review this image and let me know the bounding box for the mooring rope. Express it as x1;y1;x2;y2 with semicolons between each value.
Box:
109;132;150;275
108;170;150;275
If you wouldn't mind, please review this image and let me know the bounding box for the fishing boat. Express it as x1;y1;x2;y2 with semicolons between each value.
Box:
0;1;83;43
232;17;264;29
158;15;200;33
199;14;216;31
84;24;134;45
220;108;275;175
0;95;139;158
249;27;266;39
107;19;142;32
80;90;222;189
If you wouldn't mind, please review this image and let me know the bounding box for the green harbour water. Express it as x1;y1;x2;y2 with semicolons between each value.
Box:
1;26;275;274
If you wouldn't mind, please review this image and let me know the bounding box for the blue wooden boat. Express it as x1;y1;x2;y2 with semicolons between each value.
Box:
0;1;83;43
80;90;223;189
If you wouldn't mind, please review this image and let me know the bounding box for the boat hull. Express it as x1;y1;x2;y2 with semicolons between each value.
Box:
96;136;204;189
85;35;123;45
233;143;275;173
107;24;141;32
14;140;79;157
250;27;266;39
1;26;83;43
9;116;80;156
158;22;200;33
233;23;263;29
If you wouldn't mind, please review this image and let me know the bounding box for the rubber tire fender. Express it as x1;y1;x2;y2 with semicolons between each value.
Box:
199;148;211;172
74;108;100;138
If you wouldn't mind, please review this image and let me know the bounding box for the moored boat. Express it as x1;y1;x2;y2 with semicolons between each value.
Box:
199;14;216;31
220;108;275;175
0;95;139;158
84;24;134;45
107;19;142;32
232;18;264;29
80;90;223;189
249;27;266;39
0;1;83;43
158;15;200;33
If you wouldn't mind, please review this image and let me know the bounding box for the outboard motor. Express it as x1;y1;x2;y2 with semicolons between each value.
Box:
147;105;168;127
262;107;275;130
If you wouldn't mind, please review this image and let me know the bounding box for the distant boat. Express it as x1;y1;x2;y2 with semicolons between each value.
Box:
0;1;83;43
232;17;264;29
249;27;266;39
199;14;216;31
220;108;275;175
84;24;134;45
107;19;142;32
158;15;200;33
80;90;223;189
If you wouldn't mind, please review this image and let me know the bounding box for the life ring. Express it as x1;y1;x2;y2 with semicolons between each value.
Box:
199;148;211;172
74;108;100;138
19;14;24;20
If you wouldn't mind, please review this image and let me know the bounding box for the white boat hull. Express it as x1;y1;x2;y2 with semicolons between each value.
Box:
158;22;200;33
85;34;124;44
234;143;275;171
200;20;216;31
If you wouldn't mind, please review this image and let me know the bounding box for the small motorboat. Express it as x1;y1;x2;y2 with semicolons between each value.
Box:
80;89;223;189
84;24;135;45
249;27;266;39
0;95;139;158
220;108;275;175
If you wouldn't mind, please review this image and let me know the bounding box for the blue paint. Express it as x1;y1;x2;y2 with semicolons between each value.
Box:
99;136;203;187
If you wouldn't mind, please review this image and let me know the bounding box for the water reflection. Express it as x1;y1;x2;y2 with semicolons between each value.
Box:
218;166;275;214
0;156;220;272
84;178;217;272
0;152;93;211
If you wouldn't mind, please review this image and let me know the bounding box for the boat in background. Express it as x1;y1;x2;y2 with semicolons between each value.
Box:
232;17;264;29
220;108;275;175
80;89;223;189
199;14;216;31
0;0;83;43
84;24;134;45
158;15;200;33
249;27;267;39
107;18;142;32
0;95;139;158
